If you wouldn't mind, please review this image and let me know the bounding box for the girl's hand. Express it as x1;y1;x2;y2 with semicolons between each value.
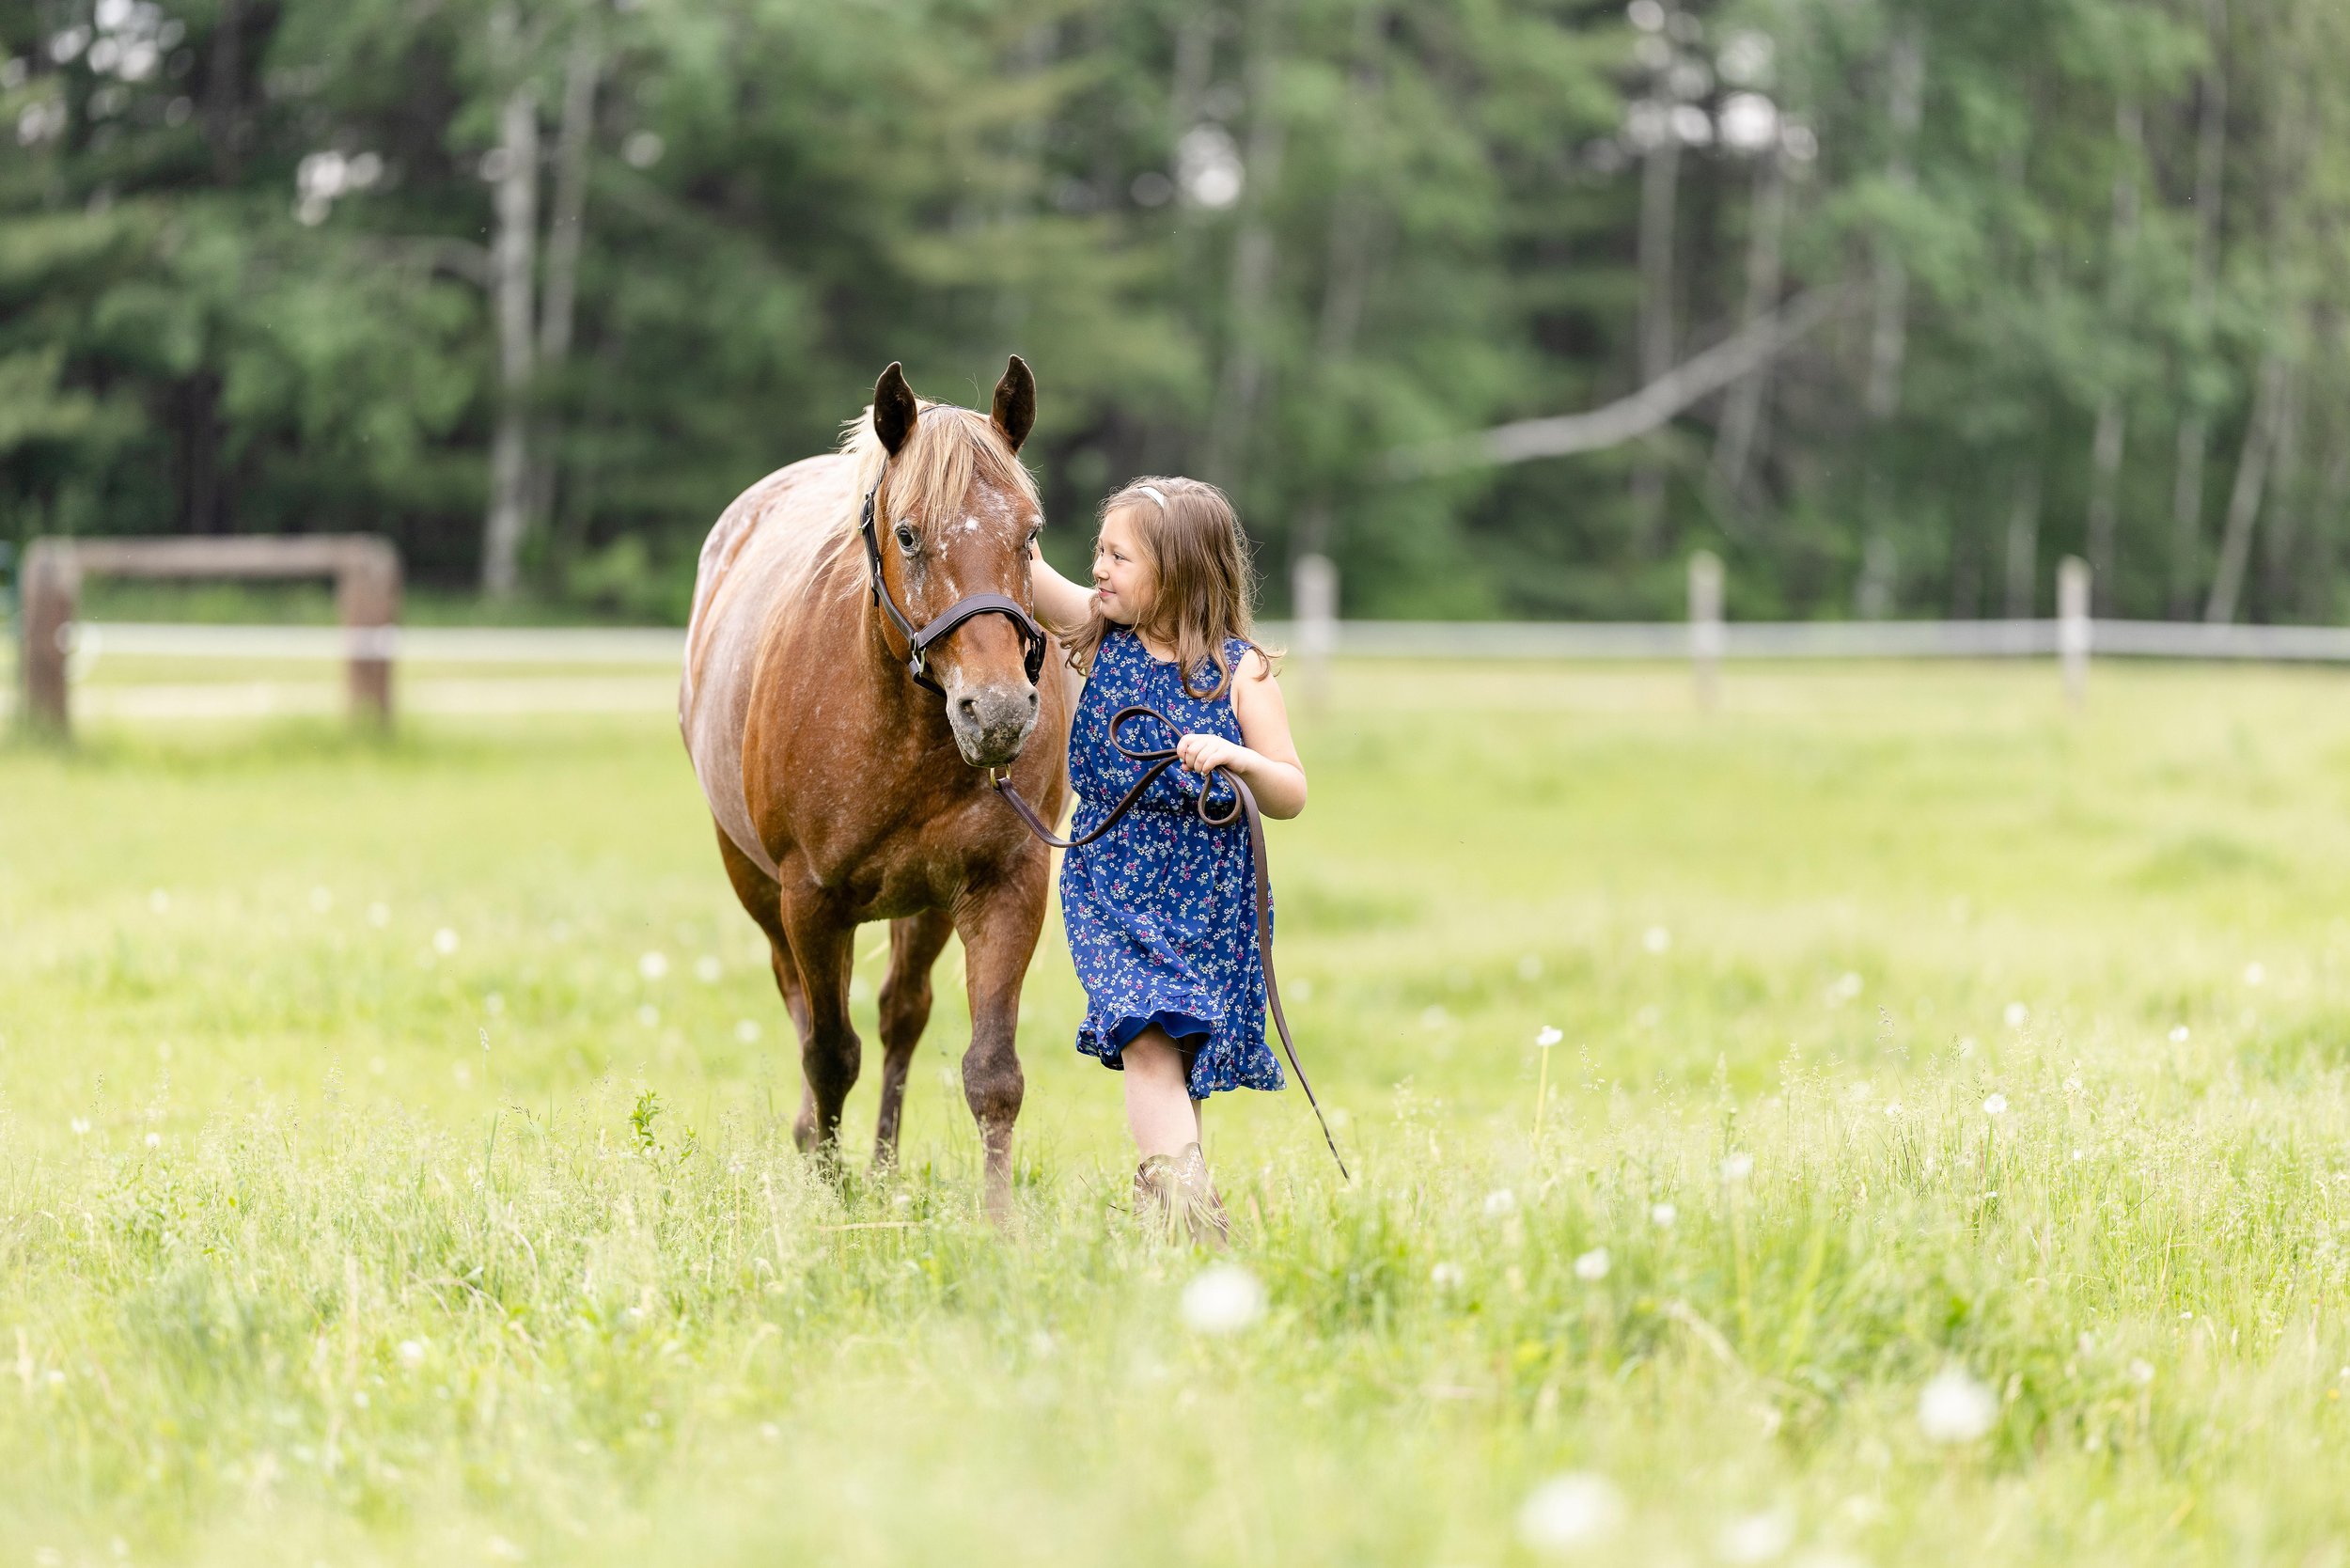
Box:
1175;733;1249;776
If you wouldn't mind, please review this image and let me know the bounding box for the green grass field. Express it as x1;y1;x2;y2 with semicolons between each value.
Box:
9;660;2350;1566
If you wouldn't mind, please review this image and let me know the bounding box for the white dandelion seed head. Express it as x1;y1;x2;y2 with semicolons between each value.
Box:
1420;1004;1451;1030
148;888;170;914
432;928;460;956
1536;1025;1564;1048
2244;962;2265;987
1825;972;1863;1006
2170;1025;2190;1043
143;1133;160;1149
1517;1472;1627;1552
397;1339;428;1371
734;1018;761;1044
70;1117;91;1137
636;1004;660;1028
2128;1357;2155;1386
1917;1367;1997;1443
2070;1148;2085;1161
2003;1002;2029;1028
695;955;723;984
1643;925;1671;954
1483;1187;1518;1218
638;950;669;981
1651;1201;1678;1228
1180;1263;1266;1334
1431;1261;1465;1289
1574;1247;1611;1281
1717;1507;1796;1564
1982;1093;2008;1117
1721;1152;1755;1183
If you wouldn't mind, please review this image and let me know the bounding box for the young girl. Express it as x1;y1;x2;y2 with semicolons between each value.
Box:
1027;476;1308;1243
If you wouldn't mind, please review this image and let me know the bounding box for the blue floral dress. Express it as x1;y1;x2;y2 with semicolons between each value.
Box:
1061;629;1284;1098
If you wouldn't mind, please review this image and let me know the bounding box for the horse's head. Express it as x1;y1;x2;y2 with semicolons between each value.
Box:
862;356;1044;768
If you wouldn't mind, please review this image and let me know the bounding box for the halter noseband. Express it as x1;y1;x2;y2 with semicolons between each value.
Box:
858;475;1048;698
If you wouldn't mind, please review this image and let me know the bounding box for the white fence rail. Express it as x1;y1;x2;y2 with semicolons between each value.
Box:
1259;618;2350;663
44;616;2350;672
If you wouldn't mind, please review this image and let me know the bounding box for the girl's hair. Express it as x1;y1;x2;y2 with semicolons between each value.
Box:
1056;475;1276;701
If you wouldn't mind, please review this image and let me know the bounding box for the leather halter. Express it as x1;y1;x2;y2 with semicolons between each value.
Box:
858;474;1047;698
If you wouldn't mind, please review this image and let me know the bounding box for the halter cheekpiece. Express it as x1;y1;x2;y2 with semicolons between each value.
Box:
859;472;1048;698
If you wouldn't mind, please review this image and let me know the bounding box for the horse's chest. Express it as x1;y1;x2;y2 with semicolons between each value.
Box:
794;793;1019;917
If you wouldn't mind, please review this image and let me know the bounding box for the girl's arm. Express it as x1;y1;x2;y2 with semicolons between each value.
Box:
1028;541;1095;633
1173;651;1308;819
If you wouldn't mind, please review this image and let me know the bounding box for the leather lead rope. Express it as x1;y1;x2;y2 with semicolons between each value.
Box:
991;704;1351;1182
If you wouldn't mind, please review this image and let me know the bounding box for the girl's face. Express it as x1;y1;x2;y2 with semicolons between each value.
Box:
1091;507;1156;625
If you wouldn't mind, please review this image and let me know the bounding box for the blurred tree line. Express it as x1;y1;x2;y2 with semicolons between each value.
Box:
3;0;2347;622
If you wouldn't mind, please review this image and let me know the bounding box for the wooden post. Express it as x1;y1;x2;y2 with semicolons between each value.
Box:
338;538;400;726
2058;555;2091;712
20;540;76;737
1292;552;1337;709
1689;549;1725;709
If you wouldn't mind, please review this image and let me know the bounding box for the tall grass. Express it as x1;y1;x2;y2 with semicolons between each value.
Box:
8;664;2350;1563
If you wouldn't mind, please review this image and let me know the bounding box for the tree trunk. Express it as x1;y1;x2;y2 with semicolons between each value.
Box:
1628;1;1684;550
481;82;540;598
1200;0;1286;492
203;0;245;185
2168;0;2229;618
1862;28;1922;424
1713;149;1785;503
1292;5;1386;581
2203;353;2287;623
1856;24;1922;605
527;35;602;546
2002;468;2042;619
174;369;227;535
2083;100;2140;613
2256;358;2305;618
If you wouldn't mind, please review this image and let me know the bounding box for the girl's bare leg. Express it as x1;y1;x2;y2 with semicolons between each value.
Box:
1120;1027;1203;1159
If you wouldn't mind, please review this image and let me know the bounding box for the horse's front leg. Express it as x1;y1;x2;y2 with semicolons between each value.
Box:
776;892;861;1167
873;907;956;1171
953;855;1050;1222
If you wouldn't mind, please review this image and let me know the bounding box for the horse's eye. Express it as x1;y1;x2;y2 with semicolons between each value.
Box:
893;522;919;554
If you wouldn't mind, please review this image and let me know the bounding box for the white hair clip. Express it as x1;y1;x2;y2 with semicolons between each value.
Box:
1136;484;1168;509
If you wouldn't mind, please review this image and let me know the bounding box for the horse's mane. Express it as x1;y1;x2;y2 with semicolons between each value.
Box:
835;400;1039;539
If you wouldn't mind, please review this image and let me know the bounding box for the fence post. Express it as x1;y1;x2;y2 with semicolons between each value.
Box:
2058;555;2091;712
20;540;76;738
339;539;401;727
1689;550;1725;709
1292;552;1337;709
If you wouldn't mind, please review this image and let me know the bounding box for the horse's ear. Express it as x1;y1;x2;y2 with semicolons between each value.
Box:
991;354;1036;453
873;363;917;456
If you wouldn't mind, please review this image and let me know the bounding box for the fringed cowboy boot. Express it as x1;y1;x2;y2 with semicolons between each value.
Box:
1170;1142;1231;1248
1133;1152;1184;1240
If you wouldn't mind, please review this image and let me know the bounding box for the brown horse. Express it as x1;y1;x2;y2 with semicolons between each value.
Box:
680;358;1072;1215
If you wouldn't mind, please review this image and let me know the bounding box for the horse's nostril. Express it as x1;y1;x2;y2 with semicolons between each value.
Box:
1026;692;1038;710
958;698;979;718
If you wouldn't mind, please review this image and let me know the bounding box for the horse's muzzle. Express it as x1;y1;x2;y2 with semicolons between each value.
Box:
947;679;1040;768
